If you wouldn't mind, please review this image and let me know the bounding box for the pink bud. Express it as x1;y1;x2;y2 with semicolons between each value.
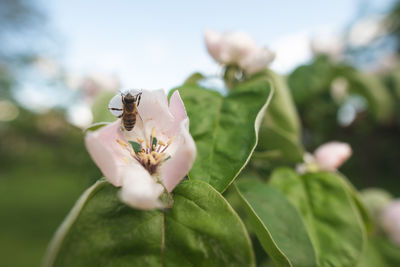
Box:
381;200;400;245
314;141;352;171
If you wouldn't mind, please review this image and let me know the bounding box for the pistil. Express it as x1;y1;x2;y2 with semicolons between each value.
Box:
116;127;174;175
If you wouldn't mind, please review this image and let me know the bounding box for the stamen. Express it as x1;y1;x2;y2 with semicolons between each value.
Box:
161;144;169;153
158;140;166;146
123;157;130;164
149;154;157;165
167;137;175;145
122;129;174;175
151;151;159;159
116;139;128;148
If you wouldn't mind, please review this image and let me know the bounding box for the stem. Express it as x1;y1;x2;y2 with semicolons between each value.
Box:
161;211;165;267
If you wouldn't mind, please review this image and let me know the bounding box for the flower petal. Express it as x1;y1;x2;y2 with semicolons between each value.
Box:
222;31;258;63
166;90;188;136
204;29;224;63
239;47;275;75
314;141;352;171
169;90;187;123
85;120;128;186
160;118;196;192
119;164;164;210
381;200;400;245
137;89;174;137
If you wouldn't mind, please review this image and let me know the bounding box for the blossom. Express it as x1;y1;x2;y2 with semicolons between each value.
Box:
314;142;352;171
85;89;196;210
297;141;352;174
310;33;345;60
381;200;400;246
204;29;275;75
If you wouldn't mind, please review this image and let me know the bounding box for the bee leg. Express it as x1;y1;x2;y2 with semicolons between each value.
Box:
118;114;123;118
136;93;142;107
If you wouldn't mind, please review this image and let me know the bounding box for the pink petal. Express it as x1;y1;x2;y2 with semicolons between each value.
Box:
160;119;196;192
314;141;352;171
166;90;188;136
239;47;275;75
85;120;127;186
381;200;400;245
169;90;187;123
137;90;174;135
204;29;224;63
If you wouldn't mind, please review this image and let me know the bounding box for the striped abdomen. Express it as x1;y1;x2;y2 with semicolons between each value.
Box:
122;112;136;131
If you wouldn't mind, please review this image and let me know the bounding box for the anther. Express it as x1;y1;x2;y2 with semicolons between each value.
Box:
167;137;175;145
116;139;128;148
158;140;166;146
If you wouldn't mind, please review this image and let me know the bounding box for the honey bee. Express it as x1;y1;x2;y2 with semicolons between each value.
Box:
109;90;142;131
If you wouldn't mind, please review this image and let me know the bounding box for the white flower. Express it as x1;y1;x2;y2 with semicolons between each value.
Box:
310;34;345;60
66;72;121;104
204;29;275;75
85;90;196;209
381;200;400;246
348;16;385;47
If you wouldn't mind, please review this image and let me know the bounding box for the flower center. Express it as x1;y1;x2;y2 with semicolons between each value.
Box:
116;127;173;175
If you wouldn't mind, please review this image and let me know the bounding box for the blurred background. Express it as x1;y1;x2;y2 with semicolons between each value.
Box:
1;0;399;266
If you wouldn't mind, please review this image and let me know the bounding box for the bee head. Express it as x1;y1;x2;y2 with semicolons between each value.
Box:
121;93;134;104
121;90;142;104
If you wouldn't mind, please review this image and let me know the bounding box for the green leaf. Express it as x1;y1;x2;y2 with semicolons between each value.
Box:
269;168;366;267
235;180;317;267
44;179;255;267
360;188;392;228
183;72;205;85
129;141;142;153
151;137;157;151
359;235;400;267
338;68;394;122
171;78;272;192
254;70;303;163
288;56;334;107
92;91;118;123
83;122;110;132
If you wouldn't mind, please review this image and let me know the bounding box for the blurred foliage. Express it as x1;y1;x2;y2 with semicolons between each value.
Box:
253;69;303;170
386;0;400;53
92;91;119;123
0;108;100;267
288;55;400;195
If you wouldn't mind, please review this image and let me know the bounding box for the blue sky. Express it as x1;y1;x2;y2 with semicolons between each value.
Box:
44;0;395;90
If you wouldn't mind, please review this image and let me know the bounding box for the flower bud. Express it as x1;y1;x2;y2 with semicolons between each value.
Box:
314;141;352;171
381;200;400;245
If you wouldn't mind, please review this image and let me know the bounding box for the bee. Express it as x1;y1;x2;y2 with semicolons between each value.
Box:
108;90;142;131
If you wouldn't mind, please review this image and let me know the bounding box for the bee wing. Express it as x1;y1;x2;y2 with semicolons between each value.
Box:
108;94;123;117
